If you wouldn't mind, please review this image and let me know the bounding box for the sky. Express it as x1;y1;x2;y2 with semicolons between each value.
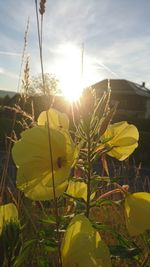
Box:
0;0;150;95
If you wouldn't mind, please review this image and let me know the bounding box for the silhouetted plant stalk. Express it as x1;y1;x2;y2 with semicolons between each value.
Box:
35;1;62;266
17;17;30;93
74;89;113;219
35;0;45;94
21;56;30;101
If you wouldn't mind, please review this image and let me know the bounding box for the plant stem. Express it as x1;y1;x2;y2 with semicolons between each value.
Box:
35;0;45;94
46;111;62;266
86;133;91;218
35;1;62;265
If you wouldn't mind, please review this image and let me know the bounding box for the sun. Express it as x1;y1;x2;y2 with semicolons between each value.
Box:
55;43;84;101
48;42;102;102
60;77;83;102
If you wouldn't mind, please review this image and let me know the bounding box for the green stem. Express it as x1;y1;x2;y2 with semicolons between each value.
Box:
46;111;62;266
86;133;91;218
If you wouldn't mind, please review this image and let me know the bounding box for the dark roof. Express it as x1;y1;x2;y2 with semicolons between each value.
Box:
92;79;150;97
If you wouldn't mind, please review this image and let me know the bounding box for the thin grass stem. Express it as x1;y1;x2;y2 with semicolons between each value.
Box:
34;1;62;265
86;133;91;218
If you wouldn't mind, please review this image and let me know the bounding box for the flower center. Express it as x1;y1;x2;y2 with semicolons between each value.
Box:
57;157;63;168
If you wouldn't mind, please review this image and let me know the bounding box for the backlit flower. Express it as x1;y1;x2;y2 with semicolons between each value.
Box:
101;121;139;161
38;108;69;130
61;214;112;267
12;125;77;200
0;203;19;235
66;180;95;202
124;192;150;236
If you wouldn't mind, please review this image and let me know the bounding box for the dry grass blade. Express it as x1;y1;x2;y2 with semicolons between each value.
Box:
17;17;30;92
21;56;30;101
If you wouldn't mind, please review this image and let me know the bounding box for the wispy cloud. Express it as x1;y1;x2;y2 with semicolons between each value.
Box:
0;51;21;56
0;67;19;79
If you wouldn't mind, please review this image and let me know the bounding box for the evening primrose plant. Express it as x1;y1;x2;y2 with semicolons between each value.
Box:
7;1;150;266
11;86;150;267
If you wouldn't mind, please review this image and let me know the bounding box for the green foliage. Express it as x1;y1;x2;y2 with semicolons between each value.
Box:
7;88;150;267
0;222;21;267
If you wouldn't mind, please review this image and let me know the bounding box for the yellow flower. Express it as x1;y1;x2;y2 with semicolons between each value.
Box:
12;126;77;200
66;180;95;202
61;214;112;267
0;203;19;235
38;108;69;130
101;121;139;161
124;192;150;236
38;108;80;167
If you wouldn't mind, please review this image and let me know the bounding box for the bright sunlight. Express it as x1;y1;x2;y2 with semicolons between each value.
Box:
56;43;84;101
50;42;101;102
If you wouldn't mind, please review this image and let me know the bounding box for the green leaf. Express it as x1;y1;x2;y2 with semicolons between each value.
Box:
44;244;58;252
109;245;141;259
39;215;56;225
94;176;111;182
94;198;113;207
93;223;138;250
14;239;37;267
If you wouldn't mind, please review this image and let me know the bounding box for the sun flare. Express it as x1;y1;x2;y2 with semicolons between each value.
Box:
55;43;84;102
48;42;102;102
60;78;83;102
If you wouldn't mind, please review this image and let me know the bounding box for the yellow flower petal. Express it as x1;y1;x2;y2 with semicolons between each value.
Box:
38;108;69;130
12;126;77;200
107;143;138;161
23;180;68;201
124;192;150;236
0;203;19;235
66;181;95;202
61;214;112;267
101;121;139;161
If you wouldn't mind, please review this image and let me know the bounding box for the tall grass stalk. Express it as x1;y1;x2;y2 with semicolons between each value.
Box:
34;1;62;266
17;17;30;93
